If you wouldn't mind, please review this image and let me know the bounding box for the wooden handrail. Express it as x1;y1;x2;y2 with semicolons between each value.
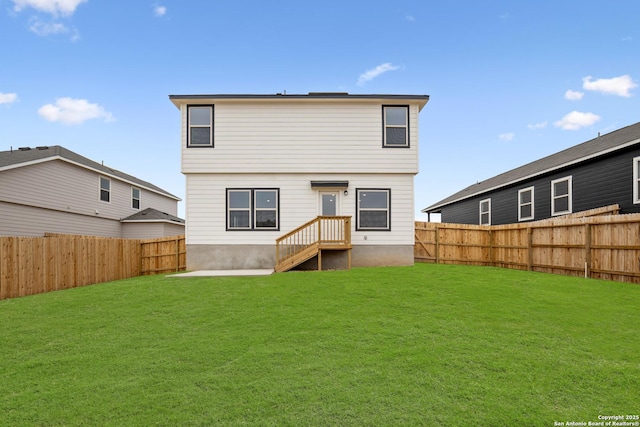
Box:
275;216;352;270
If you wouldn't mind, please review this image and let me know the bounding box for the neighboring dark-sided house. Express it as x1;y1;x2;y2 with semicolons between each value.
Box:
422;121;640;225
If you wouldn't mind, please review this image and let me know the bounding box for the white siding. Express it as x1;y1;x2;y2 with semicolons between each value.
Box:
185;173;414;246
181;101;421;174
0;160;177;221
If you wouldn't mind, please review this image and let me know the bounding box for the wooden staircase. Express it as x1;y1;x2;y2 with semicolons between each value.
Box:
275;216;352;272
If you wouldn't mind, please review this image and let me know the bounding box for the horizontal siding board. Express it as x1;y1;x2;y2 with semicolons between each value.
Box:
186;173;414;246
181;102;420;174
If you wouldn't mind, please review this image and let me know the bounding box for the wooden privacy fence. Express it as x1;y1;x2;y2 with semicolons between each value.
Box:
415;211;640;284
0;234;185;300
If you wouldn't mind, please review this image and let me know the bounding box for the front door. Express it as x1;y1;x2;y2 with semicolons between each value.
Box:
319;191;339;216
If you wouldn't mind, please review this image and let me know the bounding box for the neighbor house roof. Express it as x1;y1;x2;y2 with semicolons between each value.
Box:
423;121;640;213
121;207;184;224
0;145;180;201
169;92;430;111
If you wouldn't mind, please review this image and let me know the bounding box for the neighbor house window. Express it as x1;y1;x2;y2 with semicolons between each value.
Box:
518;187;534;221
132;187;140;209
356;189;390;230
187;105;213;147
227;188;279;230
99;177;110;203
634;157;640;204
480;198;491;225
383;106;409;147
551;176;572;216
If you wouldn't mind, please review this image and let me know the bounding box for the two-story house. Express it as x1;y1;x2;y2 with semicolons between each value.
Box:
0;145;184;238
169;92;429;271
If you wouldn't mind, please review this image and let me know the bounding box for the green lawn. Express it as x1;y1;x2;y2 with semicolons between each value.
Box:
1;264;638;426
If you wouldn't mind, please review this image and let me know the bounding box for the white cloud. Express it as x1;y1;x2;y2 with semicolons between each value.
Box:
554;111;600;130
499;132;514;142
12;0;87;16
38;97;114;125
0;93;18;105
357;63;400;86
405;15;415;22
564;90;584;101
29;17;67;35
153;5;166;16
527;121;547;130
582;75;638;97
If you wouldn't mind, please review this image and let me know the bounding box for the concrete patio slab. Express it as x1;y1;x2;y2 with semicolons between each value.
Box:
170;269;274;277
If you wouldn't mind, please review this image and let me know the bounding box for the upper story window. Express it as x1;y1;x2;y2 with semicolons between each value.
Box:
551;176;572;216
187;105;213;147
383;106;409;147
518;187;534;221
227;188;279;230
633;157;640;204
479;198;491;225
356;189;390;230
99;177;110;203
132;187;141;209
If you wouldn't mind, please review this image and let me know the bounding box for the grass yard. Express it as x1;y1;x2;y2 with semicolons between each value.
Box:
1;263;639;426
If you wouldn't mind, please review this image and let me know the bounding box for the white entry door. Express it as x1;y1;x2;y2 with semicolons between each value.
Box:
319;191;339;216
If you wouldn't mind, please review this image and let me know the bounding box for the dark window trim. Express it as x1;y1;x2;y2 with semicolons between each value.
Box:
382;105;410;148
186;104;214;148
355;188;391;231
226;188;280;231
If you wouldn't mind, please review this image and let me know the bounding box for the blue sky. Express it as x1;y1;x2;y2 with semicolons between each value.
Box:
1;0;639;220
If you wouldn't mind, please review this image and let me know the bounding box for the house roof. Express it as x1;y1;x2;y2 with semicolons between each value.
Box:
121;207;185;224
422;121;640;213
0;145;180;201
169;92;430;111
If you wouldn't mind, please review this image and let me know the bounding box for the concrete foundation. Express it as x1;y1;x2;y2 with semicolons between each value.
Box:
187;244;414;271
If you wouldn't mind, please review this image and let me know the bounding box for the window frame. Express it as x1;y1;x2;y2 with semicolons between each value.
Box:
99;176;111;203
187;104;214;148
356;188;391;231
226;188;280;231
131;186;141;210
551;176;572;216
479;198;491;225
633;156;640;204
518;186;535;222
382;105;410;148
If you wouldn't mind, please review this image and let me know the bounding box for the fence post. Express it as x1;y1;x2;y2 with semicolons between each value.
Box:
435;227;440;264
585;224;591;279
527;227;533;271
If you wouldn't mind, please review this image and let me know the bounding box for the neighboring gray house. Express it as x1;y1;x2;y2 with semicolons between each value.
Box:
422;121;640;225
0;145;184;238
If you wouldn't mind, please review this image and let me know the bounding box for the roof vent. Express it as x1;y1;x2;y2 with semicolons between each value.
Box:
18;147;31;151
36;146;49;150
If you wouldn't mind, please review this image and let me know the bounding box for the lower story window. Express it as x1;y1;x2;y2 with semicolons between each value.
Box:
518;187;534;221
633;156;640;204
356;189;390;230
480;198;491;225
227;188;279;230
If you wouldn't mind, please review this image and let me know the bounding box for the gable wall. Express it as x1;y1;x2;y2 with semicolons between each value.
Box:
181;101;421;174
